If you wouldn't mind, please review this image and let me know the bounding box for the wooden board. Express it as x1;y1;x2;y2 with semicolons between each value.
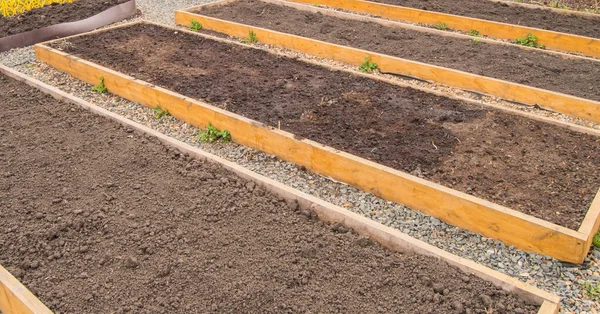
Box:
0;63;560;314
0;265;52;314
35;21;600;263
174;4;600;125
285;0;600;59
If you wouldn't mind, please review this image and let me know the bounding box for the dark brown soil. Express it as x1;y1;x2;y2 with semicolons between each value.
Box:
372;0;600;39
0;73;540;314
52;24;600;230
0;0;127;37
198;0;600;102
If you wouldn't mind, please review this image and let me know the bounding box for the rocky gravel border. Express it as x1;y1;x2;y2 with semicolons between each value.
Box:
1;0;599;313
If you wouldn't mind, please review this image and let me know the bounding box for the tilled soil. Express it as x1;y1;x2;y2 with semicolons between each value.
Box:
51;24;600;230
0;74;541;313
372;0;600;39
0;0;127;37
198;0;600;102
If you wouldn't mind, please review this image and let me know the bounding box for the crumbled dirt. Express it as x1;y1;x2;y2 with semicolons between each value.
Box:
52;24;600;230
373;0;600;39
0;0;127;37
198;0;600;102
0;73;540;313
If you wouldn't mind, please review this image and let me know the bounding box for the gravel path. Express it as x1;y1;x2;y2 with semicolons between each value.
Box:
1;0;599;313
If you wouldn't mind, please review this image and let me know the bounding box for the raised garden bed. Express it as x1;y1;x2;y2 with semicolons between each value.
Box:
175;1;600;124
285;0;600;59
0;65;560;314
0;0;136;52
35;22;600;263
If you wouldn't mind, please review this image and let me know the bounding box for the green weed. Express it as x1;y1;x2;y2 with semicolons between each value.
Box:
359;56;378;73
582;281;600;301
197;122;231;143
593;231;600;248
92;76;107;94
153;106;170;120
190;20;202;32
514;33;545;49
468;29;480;37
242;30;258;44
433;22;449;31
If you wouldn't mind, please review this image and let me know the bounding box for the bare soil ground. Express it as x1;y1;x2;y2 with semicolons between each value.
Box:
0;73;541;313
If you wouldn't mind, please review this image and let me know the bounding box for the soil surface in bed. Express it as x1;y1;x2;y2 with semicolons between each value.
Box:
373;0;600;39
198;0;600;102
0;74;540;313
51;24;600;230
0;0;127;37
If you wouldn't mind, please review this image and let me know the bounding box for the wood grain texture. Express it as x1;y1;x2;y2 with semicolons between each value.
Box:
286;0;600;58
0;63;559;314
35;31;595;263
174;8;600;124
0;265;52;314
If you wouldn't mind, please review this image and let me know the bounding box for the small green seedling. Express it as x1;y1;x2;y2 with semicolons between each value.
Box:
197;122;231;143
433;22;449;31
242;30;258;44
472;38;481;43
593;231;600;248
153;106;170;120
514;33;545;49
190;20;202;32
468;29;480;37
92;76;107;94
359;56;378;73
582;281;600;301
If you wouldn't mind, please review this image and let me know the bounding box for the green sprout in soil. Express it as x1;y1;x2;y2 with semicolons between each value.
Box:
242;30;258;44
190;20;202;32
197;122;231;143
582;281;600;301
153;106;170;120
468;29;480;37
593;230;600;248
514;33;546;49
359;56;378;73
433;22;449;31
92;76;107;94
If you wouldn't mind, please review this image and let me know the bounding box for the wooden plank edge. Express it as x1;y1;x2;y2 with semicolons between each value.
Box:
0;264;52;314
33;40;591;263
173;10;600;124
488;0;600;18
578;189;600;249
284;0;600;58
0;63;560;312
259;0;600;63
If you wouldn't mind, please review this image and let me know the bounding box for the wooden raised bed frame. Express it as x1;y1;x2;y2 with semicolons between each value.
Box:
34;21;600;264
285;0;600;59
0;64;560;314
174;0;600;124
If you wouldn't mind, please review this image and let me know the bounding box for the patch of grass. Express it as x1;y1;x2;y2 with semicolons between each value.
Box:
153;106;170;120
359;56;378;73
593;231;600;248
514;33;545;49
242;30;258;44
433;22;449;31
582;281;600;301
468;29;480;37
197;122;231;143
189;20;202;32
92;76;107;94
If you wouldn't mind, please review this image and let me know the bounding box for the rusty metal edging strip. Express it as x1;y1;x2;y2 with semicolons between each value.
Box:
0;0;136;53
0;63;560;313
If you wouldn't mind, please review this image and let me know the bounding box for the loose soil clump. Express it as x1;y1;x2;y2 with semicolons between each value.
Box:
51;24;600;230
0;0;128;37
198;0;600;102
373;0;600;39
0;73;540;313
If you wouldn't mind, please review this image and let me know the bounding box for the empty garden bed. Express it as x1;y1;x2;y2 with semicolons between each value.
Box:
36;22;600;262
196;0;600;103
0;71;550;313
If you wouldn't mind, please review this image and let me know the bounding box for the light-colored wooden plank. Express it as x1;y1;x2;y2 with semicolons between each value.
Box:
489;0;600;18
0;63;559;313
285;0;600;58
35;32;594;263
174;9;600;124
0;265;52;314
538;300;561;314
579;189;600;244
